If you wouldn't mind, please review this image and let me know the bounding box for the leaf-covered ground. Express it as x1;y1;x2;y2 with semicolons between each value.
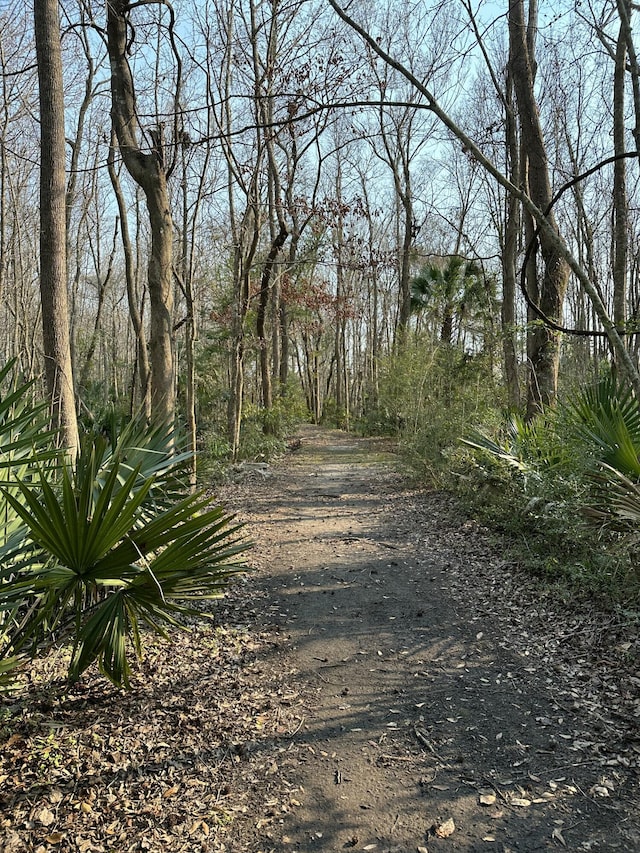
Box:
2;425;640;852
0;605;306;852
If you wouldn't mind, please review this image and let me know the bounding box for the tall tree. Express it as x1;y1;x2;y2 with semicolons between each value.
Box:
106;0;176;425
508;0;570;416
34;0;79;456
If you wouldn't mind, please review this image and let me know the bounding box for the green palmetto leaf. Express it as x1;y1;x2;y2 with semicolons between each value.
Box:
565;376;640;477
70;590;130;687
0;361;58;560
582;463;640;533
463;412;571;476
91;415;192;506
0;425;249;689
0;652;25;691
461;427;530;472
1;460;151;577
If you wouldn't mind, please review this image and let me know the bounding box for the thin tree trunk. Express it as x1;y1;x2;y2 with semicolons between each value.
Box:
107;136;151;419
257;226;288;418
508;0;570;416
613;25;628;337
78;221;117;391
502;68;521;409
34;0;79;457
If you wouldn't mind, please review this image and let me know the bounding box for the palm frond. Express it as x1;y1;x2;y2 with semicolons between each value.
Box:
564;376;640;477
0;426;249;689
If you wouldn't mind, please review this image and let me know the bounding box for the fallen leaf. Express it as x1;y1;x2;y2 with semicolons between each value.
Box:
45;833;64;845
479;791;496;806
552;827;566;846
36;807;56;827
163;785;179;798
510;798;531;807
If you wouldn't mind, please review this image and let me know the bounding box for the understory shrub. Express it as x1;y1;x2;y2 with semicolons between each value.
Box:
459;376;640;600
362;337;503;479
0;365;248;690
240;387;308;461
199;383;307;477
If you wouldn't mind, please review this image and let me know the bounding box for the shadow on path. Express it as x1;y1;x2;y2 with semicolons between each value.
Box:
229;425;640;853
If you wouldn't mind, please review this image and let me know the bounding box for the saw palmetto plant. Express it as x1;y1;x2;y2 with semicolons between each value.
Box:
0;366;248;689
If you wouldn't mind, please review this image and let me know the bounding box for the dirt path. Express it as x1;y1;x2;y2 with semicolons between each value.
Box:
224;425;640;853
4;425;638;853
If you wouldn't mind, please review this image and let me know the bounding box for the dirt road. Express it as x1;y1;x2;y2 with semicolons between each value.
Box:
226;425;640;852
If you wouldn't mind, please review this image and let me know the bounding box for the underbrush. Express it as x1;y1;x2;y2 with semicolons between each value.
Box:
0;362;247;691
453;450;640;603
363;344;640;603
199;388;308;483
360;339;503;479
450;379;640;604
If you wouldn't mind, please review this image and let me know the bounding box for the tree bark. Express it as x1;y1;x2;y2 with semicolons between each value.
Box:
257;225;288;416
106;0;175;425
107;135;151;419
613;26;628;336
508;0;570;416
501;67;521;409
34;0;79;457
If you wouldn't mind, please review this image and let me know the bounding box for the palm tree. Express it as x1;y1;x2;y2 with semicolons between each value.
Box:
410;256;488;346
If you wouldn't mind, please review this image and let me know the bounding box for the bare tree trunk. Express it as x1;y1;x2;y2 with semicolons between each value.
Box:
251;0;289;423
78;221;117;392
180;115;211;488
257;225;288;417
279;267;291;390
398;188;414;334
501;68;521;409
508;0;570;416
616;0;640;151
34;0;79;457
107;136;151;419
228;203;259;458
106;0;175;425
613;26;628;337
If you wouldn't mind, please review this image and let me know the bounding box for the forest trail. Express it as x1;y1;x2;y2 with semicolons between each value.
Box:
3;425;640;853
225;425;640;853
